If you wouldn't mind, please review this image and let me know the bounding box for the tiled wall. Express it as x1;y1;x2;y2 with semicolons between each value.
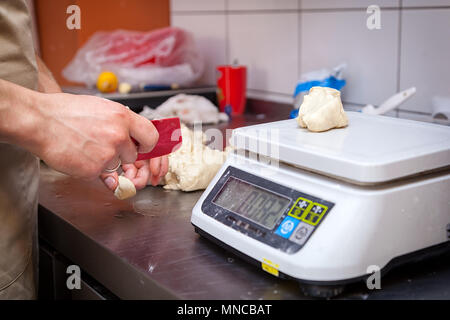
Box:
170;0;450;122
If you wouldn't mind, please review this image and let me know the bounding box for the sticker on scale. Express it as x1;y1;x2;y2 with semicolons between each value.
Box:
301;203;328;226
288;197;314;219
261;258;279;277
288;197;329;226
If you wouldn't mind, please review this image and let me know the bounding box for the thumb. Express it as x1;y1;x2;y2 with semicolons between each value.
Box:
100;171;119;191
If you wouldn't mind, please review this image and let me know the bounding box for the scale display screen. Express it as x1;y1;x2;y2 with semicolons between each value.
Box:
212;176;291;229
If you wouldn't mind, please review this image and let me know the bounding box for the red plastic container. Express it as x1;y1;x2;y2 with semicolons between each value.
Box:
216;65;247;115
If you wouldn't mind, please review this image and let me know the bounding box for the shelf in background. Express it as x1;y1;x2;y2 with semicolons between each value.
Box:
62;86;218;113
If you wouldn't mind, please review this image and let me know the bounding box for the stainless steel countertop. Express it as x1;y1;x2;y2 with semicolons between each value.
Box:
38;112;450;300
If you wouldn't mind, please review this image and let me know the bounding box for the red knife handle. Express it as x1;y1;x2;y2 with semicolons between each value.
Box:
133;117;182;160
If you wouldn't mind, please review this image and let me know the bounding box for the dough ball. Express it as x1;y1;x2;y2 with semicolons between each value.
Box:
297;86;348;132
155;124;230;192
114;175;136;200
163;148;226;192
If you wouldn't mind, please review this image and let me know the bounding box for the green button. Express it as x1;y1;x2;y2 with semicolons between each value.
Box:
301;203;328;226
288;197;313;220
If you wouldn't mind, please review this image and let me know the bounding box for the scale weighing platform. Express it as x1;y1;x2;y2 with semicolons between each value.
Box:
191;112;450;297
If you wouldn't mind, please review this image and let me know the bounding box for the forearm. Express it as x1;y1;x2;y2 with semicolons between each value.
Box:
36;54;62;93
0;78;46;153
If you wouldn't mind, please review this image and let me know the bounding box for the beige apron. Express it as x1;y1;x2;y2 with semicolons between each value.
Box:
0;0;39;299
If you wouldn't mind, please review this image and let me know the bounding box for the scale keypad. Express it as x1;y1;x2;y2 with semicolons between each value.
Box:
201;166;334;254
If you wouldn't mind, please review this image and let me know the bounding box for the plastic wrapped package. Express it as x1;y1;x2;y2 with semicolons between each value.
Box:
62;27;204;87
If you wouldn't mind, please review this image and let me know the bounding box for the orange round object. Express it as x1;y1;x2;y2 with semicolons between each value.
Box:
96;71;118;93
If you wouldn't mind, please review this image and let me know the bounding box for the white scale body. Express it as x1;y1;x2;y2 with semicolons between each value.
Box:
191;112;450;287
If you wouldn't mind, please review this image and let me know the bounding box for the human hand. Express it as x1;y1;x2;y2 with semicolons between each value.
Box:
34;93;159;190
148;155;169;186
102;156;170;195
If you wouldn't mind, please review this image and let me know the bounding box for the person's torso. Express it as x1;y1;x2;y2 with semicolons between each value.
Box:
0;0;39;298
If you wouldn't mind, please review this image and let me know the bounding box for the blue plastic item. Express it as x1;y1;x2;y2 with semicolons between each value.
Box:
224;105;233;120
141;84;172;91
290;109;299;119
290;77;347;119
290;63;347;119
293;76;346;99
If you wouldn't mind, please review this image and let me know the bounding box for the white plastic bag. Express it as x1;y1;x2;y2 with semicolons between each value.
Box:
62;27;204;87
140;94;229;124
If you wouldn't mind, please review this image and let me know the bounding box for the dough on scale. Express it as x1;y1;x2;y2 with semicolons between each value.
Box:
297;86;348;132
157;124;229;192
114;175;136;200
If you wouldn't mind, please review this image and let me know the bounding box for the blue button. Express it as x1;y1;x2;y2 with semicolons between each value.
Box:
275;216;300;238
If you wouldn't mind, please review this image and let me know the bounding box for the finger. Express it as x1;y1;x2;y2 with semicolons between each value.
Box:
132;160;150;190
127;110;159;153
100;171;119;191
150;157;161;177
119;138;138;164
150;174;160;187
160;156;169;177
122;163;138;180
160;155;169;177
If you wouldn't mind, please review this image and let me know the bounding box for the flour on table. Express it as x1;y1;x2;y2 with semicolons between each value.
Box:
297;86;348;132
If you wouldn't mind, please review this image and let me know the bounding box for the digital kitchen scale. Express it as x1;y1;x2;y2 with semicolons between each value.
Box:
191;112;450;297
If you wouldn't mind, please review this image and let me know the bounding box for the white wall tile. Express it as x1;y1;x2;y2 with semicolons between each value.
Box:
170;0;226;12
228;13;298;95
301;0;399;9
171;14;227;85
402;0;450;7
399;9;450;113
247;90;294;104
228;0;298;11
169;1;449;109
300;10;399;106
